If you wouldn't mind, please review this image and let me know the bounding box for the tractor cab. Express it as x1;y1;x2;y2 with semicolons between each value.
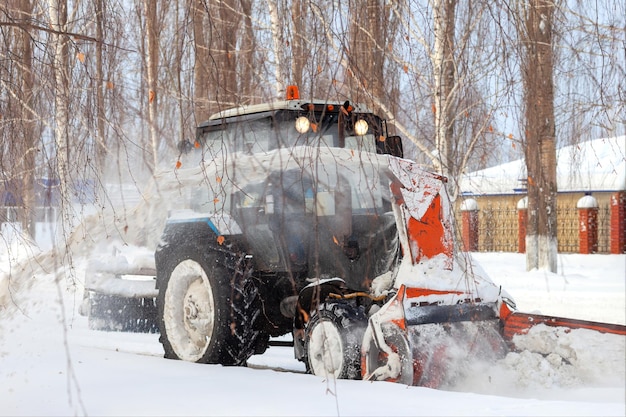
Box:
192;86;403;160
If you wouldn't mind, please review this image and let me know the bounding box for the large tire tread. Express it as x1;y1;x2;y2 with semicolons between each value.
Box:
157;245;267;366
304;300;367;380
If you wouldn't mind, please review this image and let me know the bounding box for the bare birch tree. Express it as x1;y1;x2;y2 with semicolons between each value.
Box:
143;0;160;171
345;1;503;199
94;0;107;172
48;0;72;226
19;0;36;237
267;0;289;97
289;0;307;90
345;0;400;118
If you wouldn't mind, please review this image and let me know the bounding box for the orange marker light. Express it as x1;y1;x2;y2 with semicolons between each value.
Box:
286;85;300;100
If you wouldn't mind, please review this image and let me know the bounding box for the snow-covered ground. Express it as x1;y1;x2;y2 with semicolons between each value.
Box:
0;240;624;416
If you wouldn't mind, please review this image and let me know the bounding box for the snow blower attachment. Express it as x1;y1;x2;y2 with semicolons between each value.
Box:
358;158;512;387
358;159;626;387
83;86;625;387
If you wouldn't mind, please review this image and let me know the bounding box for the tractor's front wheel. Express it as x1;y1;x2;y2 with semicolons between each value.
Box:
304;301;367;380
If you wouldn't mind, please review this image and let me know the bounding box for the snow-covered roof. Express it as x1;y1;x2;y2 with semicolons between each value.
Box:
460;136;625;195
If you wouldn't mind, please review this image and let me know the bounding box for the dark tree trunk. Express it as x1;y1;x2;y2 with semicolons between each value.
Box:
520;0;558;272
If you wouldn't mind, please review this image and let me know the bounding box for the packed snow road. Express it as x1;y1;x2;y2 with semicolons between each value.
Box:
1;253;624;416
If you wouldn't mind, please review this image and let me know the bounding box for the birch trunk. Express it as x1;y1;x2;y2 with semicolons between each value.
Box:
95;0;107;173
48;0;71;224
267;0;287;98
143;0;159;171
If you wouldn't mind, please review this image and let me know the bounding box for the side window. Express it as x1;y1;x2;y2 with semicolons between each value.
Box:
204;130;229;159
189;128;229;166
236;118;273;154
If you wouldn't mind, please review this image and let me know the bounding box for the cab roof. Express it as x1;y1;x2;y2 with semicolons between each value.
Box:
204;99;373;123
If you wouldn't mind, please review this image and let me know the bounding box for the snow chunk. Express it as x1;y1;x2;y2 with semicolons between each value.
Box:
370;271;394;297
511;324;626;386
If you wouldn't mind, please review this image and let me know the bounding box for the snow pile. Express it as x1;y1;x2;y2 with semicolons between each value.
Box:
0;224;43;317
81;242;158;300
507;325;626;388
451;324;625;401
448;253;626;402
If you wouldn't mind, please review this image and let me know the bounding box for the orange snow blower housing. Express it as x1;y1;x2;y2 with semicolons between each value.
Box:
360;157;626;387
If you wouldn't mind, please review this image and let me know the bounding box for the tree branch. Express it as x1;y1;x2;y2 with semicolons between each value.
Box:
0;20;98;43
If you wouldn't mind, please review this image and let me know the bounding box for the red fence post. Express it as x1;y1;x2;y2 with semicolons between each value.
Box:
517;197;527;253
577;194;599;254
610;191;626;254
460;199;479;252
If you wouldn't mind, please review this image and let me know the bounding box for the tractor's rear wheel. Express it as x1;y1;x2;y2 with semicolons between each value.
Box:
304;301;367;380
157;248;266;365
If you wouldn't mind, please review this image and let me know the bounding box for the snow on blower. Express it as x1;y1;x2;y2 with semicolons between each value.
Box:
83;86;625;387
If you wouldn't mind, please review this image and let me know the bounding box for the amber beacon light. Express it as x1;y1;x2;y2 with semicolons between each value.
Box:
286;85;300;100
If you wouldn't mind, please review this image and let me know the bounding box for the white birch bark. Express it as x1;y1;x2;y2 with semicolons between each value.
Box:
143;0;159;171
267;0;287;98
48;0;71;223
431;0;456;179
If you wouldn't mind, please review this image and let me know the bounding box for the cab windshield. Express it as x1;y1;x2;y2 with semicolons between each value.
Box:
198;110;380;157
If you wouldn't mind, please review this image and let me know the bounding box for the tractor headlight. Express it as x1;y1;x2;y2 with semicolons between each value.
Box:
295;116;310;133
354;119;369;136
